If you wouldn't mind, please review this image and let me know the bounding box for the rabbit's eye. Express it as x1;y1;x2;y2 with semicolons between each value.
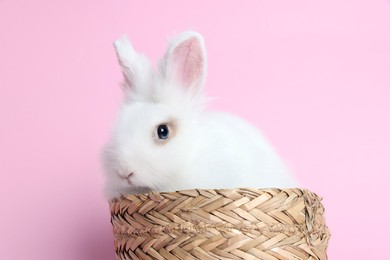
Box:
157;124;169;140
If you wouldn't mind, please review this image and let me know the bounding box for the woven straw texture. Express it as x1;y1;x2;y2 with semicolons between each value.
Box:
109;188;330;260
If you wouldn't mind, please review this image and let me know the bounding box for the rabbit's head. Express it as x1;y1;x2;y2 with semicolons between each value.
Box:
103;32;207;198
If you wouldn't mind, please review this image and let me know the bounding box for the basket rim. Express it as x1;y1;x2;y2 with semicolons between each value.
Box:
109;188;329;243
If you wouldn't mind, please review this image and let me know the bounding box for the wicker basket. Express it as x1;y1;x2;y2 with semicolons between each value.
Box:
109;188;330;260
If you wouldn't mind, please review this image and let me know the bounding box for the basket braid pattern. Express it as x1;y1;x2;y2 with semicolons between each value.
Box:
109;188;330;260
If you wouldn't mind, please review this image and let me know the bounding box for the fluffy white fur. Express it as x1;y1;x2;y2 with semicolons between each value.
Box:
102;31;297;199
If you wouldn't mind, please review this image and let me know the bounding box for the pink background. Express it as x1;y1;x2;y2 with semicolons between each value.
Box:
1;0;389;259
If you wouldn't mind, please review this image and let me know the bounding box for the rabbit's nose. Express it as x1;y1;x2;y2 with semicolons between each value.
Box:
128;172;134;178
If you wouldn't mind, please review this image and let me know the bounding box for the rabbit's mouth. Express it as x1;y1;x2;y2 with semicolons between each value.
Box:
119;172;134;185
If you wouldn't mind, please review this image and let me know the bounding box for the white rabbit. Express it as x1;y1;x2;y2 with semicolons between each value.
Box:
102;31;297;199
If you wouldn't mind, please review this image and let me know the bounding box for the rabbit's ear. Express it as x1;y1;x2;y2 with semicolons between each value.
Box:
161;31;206;97
114;35;153;95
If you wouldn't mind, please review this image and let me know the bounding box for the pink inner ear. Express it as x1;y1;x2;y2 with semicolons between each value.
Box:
172;37;204;87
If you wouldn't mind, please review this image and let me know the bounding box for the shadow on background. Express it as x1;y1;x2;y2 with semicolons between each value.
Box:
79;213;115;260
